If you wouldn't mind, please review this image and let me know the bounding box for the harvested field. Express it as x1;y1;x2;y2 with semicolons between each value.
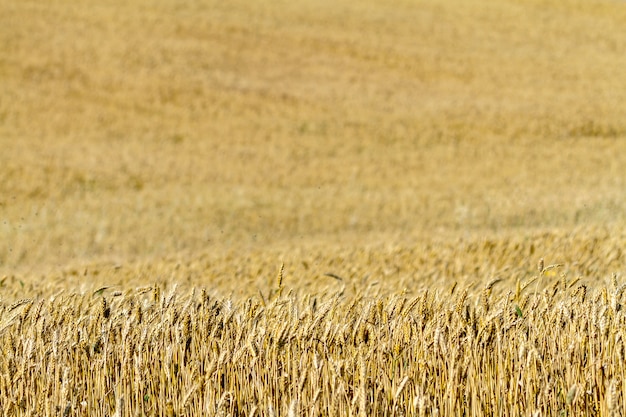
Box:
1;0;626;415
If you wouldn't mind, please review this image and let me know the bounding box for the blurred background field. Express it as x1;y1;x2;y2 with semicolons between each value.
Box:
1;0;626;293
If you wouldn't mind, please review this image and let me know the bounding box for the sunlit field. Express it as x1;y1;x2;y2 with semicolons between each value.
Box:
2;0;626;415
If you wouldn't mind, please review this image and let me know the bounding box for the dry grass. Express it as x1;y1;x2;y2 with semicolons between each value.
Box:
2;0;626;415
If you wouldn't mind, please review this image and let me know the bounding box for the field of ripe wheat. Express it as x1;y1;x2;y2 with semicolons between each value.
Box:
2;0;626;415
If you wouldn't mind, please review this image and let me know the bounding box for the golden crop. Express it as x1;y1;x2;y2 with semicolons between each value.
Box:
2;255;626;416
1;0;626;414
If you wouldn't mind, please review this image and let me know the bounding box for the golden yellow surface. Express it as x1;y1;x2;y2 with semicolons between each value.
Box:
2;1;626;414
2;0;626;287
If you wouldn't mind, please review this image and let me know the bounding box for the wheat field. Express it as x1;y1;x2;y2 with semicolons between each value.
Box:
2;0;626;415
